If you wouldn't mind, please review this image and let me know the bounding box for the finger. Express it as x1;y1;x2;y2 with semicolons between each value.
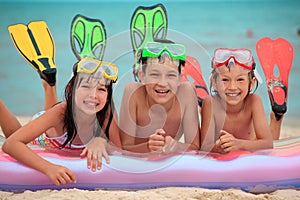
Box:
66;170;76;183
220;136;231;144
87;152;92;169
149;145;163;152
102;150;110;165
221;141;233;150
91;154;98;172
220;130;230;137
150;134;165;141
53;178;61;186
223;145;232;153
61;171;73;184
80;148;87;157
57;175;67;185
96;153;103;170
149;139;165;146
156;129;166;136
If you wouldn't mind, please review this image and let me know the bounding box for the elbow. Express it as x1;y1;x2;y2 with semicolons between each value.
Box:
268;140;274;149
2;139;13;154
189;143;200;151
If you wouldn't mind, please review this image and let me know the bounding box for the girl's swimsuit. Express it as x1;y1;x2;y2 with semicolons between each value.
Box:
31;132;85;151
30;111;86;151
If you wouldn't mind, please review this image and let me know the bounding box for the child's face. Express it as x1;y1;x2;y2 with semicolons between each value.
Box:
75;77;108;115
140;57;181;104
213;64;254;106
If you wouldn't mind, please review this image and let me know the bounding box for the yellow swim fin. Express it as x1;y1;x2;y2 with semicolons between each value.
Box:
8;21;56;86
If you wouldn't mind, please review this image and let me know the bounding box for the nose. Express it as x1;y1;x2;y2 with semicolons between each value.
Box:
157;75;168;86
88;87;97;98
228;80;237;89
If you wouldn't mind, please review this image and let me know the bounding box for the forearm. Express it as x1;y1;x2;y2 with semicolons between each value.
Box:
164;140;199;153
239;138;273;151
122;142;150;153
2;140;54;174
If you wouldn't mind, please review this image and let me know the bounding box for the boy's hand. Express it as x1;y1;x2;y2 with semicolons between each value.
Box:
80;137;110;171
148;129;166;152
162;136;177;153
44;163;76;186
216;130;240;153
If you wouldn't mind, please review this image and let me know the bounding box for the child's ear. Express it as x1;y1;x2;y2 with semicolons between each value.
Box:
138;70;145;84
250;77;256;90
211;76;217;91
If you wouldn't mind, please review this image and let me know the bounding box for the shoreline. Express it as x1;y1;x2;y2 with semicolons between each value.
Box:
1;116;300;199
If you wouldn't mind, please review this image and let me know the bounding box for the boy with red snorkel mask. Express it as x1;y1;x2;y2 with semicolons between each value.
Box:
200;48;273;153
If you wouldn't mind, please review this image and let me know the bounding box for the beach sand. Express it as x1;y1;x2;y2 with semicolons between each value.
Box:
1;116;300;200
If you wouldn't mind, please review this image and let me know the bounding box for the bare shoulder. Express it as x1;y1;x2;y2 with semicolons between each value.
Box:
47;102;66;119
122;82;147;108
246;94;263;105
124;82;143;93
177;82;197;98
178;81;194;91
202;95;213;108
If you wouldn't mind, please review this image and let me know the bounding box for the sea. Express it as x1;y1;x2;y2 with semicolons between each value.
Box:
0;0;299;123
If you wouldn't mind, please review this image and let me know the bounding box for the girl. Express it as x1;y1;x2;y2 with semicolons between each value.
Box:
200;48;273;153
2;57;121;185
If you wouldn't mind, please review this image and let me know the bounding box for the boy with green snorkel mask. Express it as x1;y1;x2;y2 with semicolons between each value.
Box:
119;39;200;153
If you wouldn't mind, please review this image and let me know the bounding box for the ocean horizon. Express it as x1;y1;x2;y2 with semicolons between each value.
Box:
0;0;299;123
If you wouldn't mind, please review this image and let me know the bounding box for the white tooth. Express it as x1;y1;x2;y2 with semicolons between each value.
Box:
86;102;97;106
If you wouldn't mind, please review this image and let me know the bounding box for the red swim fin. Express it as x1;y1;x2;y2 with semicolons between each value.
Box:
181;56;209;107
256;37;294;120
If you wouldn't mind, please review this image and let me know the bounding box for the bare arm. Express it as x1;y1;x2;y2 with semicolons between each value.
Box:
2;103;76;185
200;96;219;152
108;111;122;148
218;95;273;153
181;83;200;151
119;83;150;153
240;95;273;150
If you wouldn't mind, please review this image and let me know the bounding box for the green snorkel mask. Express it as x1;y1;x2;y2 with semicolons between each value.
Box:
71;14;106;60
130;4;168;79
142;42;186;61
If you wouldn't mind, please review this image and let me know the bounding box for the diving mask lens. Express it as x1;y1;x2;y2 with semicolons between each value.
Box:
142;42;186;61
100;62;118;82
76;58;118;82
213;48;254;70
77;57;101;74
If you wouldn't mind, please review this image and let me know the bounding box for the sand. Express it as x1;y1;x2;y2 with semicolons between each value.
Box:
1;116;300;200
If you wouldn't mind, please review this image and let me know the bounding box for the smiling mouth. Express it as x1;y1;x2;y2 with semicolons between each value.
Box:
84;101;99;107
226;93;240;97
155;89;170;94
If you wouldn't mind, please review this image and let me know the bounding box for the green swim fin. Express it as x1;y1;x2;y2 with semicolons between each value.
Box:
130;4;168;81
8;21;56;86
71;14;106;60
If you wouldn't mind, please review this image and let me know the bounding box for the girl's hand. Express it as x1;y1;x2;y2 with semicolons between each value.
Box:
148;129;166;152
216;130;240;153
44;163;76;186
80;137;110;171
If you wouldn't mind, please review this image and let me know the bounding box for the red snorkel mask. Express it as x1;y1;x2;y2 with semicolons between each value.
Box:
212;48;255;71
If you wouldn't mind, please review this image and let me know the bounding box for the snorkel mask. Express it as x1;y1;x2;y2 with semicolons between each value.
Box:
142;41;186;61
139;41;186;73
71;57;117;144
73;57;118;82
211;48;262;83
